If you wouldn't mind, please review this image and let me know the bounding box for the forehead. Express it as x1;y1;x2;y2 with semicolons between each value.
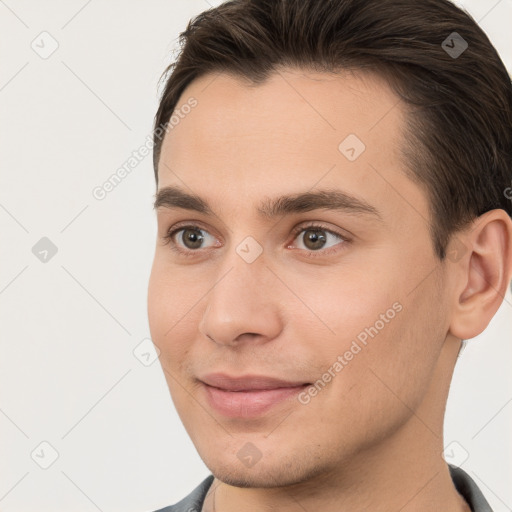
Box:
157;68;427;225
161;68;403;160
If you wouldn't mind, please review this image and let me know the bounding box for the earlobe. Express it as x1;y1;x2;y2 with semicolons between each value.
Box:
449;209;512;341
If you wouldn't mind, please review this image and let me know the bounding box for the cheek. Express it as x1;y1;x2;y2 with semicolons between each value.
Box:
147;259;203;365
281;262;402;348
336;286;446;425
293;263;444;408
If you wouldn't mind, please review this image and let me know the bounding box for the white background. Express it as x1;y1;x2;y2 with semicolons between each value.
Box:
0;1;511;511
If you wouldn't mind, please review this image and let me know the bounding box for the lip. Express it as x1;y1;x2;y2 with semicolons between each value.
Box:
199;373;311;418
199;373;309;391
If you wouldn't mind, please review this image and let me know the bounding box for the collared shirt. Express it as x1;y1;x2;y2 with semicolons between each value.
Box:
152;465;493;512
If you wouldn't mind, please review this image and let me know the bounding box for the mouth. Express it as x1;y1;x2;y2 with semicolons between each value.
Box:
198;373;311;418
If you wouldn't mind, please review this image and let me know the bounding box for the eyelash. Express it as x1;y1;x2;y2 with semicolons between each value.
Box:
162;222;350;259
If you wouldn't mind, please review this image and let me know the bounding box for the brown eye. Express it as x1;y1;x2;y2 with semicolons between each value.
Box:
179;227;205;249
302;228;327;250
290;223;348;255
164;224;220;256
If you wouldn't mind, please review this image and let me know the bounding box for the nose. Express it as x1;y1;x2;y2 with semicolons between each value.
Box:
198;246;283;347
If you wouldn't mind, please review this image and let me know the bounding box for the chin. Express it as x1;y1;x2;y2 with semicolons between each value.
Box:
201;443;332;489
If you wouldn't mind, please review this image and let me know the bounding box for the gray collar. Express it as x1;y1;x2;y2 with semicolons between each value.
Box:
449;465;493;511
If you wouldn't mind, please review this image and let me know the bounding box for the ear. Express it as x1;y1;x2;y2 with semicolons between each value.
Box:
448;209;512;340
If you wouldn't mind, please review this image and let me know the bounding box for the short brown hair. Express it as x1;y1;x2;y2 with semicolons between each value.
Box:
152;0;512;259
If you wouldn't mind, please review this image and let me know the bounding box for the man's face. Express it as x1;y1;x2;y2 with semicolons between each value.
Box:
148;69;453;487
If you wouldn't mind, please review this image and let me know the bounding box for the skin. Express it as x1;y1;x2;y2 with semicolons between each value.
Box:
147;68;512;512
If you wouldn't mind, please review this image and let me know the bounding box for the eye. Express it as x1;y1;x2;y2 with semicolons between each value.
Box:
162;222;349;259
289;223;348;255
164;224;220;255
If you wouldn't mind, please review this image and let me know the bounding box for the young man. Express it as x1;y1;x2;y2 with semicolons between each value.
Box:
147;0;512;510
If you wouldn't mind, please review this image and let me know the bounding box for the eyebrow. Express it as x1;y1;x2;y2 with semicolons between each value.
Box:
153;185;383;221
